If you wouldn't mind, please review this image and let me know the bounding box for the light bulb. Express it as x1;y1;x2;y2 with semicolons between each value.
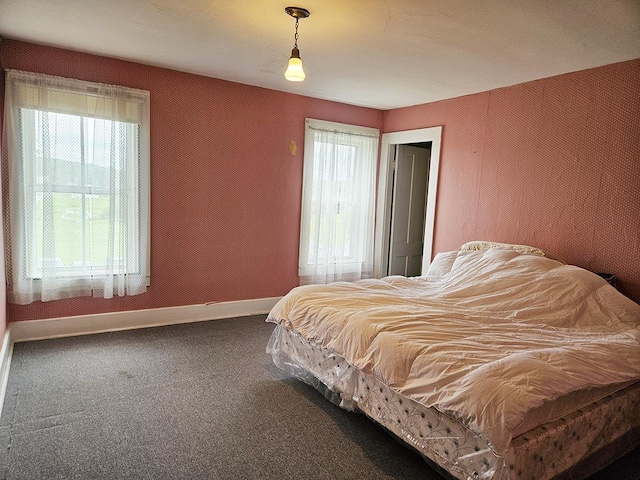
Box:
285;47;305;82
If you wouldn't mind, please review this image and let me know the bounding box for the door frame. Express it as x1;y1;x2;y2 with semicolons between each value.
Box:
374;126;442;278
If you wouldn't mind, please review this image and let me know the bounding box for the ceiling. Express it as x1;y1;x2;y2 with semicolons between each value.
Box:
1;0;639;110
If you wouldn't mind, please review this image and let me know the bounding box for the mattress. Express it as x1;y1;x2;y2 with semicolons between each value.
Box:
268;325;640;480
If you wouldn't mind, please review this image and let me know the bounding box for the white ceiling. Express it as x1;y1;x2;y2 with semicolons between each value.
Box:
1;0;639;110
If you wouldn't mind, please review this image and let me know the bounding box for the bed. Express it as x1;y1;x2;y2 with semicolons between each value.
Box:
266;242;640;480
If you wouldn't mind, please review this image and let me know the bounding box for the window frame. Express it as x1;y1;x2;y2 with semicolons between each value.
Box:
20;109;144;281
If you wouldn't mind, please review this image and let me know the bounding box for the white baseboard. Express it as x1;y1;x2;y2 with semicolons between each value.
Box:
9;296;282;343
0;329;14;420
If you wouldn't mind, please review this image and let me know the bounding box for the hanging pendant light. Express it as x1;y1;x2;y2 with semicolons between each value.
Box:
284;7;310;82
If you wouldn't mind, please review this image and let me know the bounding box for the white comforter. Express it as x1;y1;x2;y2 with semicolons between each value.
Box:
267;248;640;456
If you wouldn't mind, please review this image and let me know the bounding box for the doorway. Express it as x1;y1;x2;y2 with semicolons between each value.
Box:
387;143;431;276
374;127;442;278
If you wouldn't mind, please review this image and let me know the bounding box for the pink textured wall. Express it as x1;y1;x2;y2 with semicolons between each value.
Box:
0;40;383;322
2;40;638;323
384;59;640;303
0;70;5;338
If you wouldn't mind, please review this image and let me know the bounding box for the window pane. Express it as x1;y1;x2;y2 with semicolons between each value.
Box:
87;193;120;269
34;191;83;271
33;192;130;275
32;110;83;188
87;118;127;191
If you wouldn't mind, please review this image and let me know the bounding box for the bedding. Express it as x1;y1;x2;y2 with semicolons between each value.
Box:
266;245;640;479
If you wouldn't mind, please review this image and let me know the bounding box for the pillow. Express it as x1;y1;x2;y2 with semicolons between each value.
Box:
426;251;457;278
458;240;547;257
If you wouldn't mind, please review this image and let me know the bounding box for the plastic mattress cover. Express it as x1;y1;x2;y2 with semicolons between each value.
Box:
267;325;640;480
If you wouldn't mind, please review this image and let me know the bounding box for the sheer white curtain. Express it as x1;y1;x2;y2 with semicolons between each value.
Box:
3;70;150;304
299;119;379;285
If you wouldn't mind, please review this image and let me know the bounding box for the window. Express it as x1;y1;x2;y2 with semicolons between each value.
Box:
299;119;379;285
3;70;150;304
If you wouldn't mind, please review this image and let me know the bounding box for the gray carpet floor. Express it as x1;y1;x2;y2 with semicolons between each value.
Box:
0;315;637;479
